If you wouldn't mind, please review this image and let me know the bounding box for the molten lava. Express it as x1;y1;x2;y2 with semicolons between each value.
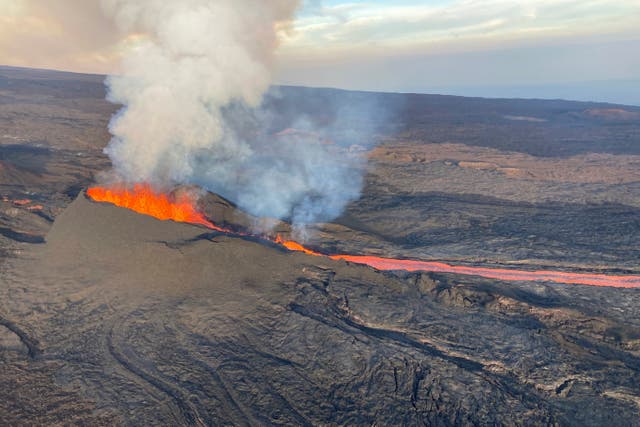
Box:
329;256;640;289
274;234;322;255
87;184;223;230
86;185;640;289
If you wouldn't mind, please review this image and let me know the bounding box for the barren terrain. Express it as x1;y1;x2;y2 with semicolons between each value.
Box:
2;66;640;425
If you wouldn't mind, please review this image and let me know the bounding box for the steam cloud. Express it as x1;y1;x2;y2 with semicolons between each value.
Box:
100;0;366;235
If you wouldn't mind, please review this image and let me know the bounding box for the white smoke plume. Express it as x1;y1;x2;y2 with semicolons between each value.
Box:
100;0;367;235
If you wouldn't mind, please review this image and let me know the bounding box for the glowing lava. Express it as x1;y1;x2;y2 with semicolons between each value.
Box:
87;184;223;230
277;241;640;289
86;185;640;289
274;234;322;255
329;256;640;289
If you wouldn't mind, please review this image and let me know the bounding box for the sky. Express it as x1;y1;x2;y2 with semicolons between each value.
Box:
1;0;639;104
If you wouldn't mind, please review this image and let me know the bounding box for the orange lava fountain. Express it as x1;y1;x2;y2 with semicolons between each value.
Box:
87;185;640;289
87;184;223;230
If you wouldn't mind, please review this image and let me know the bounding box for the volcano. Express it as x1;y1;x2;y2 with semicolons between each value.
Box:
1;190;637;425
86;184;640;289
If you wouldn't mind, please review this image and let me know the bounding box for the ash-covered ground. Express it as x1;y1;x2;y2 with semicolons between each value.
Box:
2;66;640;425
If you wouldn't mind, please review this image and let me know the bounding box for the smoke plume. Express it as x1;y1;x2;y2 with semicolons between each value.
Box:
100;0;367;235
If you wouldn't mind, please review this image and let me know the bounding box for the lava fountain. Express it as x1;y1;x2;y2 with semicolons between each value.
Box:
86;184;223;231
87;185;640;289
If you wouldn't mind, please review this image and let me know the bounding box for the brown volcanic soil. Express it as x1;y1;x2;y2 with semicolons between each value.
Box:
370;142;640;186
2;65;640;425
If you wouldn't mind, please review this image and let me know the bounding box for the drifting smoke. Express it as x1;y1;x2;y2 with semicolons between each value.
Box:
99;0;368;236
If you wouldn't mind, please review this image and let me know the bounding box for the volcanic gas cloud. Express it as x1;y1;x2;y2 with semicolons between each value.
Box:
98;0;362;235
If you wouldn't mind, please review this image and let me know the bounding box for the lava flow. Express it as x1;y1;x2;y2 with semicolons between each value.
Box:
274;234;322;255
329;256;640;289
87;185;640;289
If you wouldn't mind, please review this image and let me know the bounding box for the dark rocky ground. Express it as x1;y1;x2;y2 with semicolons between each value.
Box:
1;65;640;425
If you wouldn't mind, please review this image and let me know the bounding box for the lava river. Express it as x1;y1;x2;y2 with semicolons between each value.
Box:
87;185;640;289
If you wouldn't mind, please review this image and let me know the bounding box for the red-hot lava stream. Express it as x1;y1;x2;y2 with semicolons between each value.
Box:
87;185;640;289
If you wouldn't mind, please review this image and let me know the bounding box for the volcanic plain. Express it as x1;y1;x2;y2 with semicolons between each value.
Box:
2;66;640;425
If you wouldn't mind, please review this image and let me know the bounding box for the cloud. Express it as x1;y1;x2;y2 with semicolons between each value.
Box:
1;0;638;75
272;1;640;100
0;0;125;73
282;0;640;56
1;0;638;103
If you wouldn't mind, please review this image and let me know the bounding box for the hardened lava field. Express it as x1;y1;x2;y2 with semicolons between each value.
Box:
2;66;640;425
